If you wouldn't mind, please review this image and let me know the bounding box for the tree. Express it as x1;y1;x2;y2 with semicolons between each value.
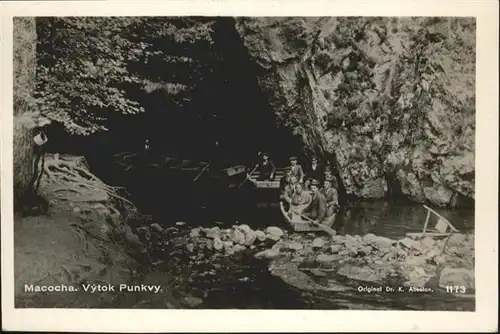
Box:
35;17;218;136
13;17;37;205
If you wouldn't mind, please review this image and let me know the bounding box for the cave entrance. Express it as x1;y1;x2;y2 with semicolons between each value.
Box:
135;17;303;168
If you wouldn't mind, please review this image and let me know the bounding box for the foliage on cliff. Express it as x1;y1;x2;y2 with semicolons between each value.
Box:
236;17;476;206
35;17;218;135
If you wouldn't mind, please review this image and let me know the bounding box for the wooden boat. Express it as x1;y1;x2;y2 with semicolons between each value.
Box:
248;167;288;189
223;165;246;177
280;201;336;232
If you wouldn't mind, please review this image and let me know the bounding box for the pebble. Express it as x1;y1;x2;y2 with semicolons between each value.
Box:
185;243;195;252
176;221;186;226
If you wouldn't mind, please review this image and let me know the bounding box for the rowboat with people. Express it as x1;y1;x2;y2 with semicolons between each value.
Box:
280;201;337;234
247;167;288;188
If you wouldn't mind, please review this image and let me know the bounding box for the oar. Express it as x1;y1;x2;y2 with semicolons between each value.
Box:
297;212;337;236
193;162;211;182
238;165;257;188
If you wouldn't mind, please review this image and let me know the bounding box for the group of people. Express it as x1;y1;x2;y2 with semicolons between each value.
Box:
252;152;340;225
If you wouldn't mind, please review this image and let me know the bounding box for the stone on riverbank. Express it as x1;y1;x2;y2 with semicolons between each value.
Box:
316;254;342;263
312;238;326;249
265;226;284;239
205;226;221;239
255;230;267;241
255;248;282;260
231;228;246;245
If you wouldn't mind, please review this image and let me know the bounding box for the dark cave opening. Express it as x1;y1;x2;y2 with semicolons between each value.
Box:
43;18;304;224
46;17;302;170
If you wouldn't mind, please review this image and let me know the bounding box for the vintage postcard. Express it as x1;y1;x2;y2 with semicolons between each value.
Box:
1;0;498;332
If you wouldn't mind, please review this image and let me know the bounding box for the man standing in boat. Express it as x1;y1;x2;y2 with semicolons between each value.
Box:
321;179;339;217
253;151;276;181
305;155;324;188
302;179;327;224
286;156;305;184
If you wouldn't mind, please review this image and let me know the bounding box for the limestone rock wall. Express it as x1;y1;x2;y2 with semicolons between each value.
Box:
235;17;475;207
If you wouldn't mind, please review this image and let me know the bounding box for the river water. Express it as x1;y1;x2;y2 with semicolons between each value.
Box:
102;163;475;311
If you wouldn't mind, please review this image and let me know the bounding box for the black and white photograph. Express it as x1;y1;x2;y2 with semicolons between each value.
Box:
1;1;498;332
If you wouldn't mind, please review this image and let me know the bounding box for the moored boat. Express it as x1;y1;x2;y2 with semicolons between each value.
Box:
248;167;288;189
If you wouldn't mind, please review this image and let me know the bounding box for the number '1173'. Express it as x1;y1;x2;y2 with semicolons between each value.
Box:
446;286;466;293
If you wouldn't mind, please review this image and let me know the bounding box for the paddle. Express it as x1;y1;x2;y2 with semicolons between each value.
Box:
193;162;211;182
238;165;257;188
297;212;337;236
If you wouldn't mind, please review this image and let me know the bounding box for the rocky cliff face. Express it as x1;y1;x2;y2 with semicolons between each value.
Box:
235;17;475;207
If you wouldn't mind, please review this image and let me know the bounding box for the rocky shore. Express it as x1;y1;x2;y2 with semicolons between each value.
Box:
136;220;475;298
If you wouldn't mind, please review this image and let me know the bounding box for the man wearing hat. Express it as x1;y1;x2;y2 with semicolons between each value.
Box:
286;156;305;184
305;155;324;188
302;179;327;224
321;179;339;217
254;151;276;181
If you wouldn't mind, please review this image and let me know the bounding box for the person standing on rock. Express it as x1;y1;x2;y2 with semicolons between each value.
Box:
302;179;327;224
321;179;339;217
287;156;305;184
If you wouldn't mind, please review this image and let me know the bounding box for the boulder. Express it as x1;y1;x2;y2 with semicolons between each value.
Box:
312;238;326;249
332;235;346;244
285;241;303;251
371;236;395;250
338;250;349;256
243;229;257;246
316;254;342;263
255;230;267;241
255;248;282;260
399;237;418;249
189;227;202;238
205;226;221;239
330;244;343;253
359;245;373;255
438;267;475;290
213;237;224;251
265;226;284;238
150;223;164;234
233;244;247;253
231;229;246;245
